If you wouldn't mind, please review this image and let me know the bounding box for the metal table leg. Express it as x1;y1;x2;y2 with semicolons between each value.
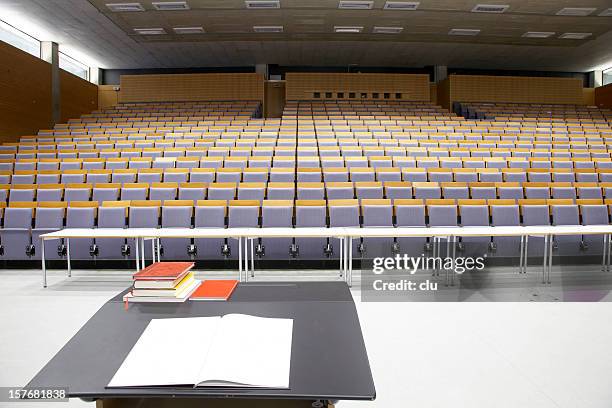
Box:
348;236;353;287
431;237;437;276
548;234;553;284
339;237;344;278
519;236;524;274
602;235;608;272
542;235;548;284
606;235;612;272
450;235;456;287
446;236;451;286
523;235;529;274
238;237;243;282
41;237;47;288
250;238;255;278
135;237;140;272
140;238;145;270
344;237;348;283
156;238;161;261
66;238;72;278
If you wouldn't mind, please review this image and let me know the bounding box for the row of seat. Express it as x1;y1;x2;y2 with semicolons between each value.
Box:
6;156;612;168
1;198;608;261
7;148;612;162
3;181;612;203
56;126;562;136
5;168;612;184
13;137;612;150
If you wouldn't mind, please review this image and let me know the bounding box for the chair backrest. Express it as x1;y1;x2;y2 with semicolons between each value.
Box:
161;200;193;228
519;199;550;226
262;200;294;228
98;201;129;228
35;202;67;229
4;204;34;228
458;199;489;226
579;200;609;225
295;200;327;227
228;200;260;227
489;199;520;226
394;199;425;227
194;200;227;227
426;199;457;226
328;199;360;227
361;199;393;227
66;202;97;228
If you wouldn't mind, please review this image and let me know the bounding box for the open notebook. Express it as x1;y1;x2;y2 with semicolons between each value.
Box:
107;315;293;389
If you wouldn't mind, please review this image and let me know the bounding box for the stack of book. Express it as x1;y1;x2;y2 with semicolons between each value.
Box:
124;262;200;303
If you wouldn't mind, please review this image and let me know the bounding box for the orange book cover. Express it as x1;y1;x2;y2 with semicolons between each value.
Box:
133;262;195;281
190;280;238;301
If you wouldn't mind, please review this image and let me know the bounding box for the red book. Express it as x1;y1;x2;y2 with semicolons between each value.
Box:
190;280;238;301
133;262;194;281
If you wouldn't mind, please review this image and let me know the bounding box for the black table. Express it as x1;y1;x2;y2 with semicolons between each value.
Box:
27;282;375;408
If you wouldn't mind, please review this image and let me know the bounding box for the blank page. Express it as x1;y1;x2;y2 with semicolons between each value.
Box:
196;314;293;388
108;316;221;387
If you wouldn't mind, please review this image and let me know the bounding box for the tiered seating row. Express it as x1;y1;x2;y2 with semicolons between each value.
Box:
1;198;610;261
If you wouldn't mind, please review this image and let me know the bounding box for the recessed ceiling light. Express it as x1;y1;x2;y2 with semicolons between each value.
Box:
334;26;364;33
556;7;596;16
133;28;167;35
173;26;205;34
245;0;280;9
105;2;144;12
383;1;419;10
471;4;509;13
373;26;403;34
448;28;480;36
522;31;555;38
599;8;612;16
559;32;592;39
152;1;189;10
338;1;373;10
253;25;283;32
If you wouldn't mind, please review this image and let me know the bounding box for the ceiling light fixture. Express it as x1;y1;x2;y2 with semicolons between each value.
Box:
448;28;480;36
245;0;280;9
598;8;612;16
105;2;145;12
133;28;167;35
383;1;419;10
471;4;509;13
152;1;189;10
173;26;205;34
334;26;364;33
373;26;403;33
556;7;596;16
559;32;592;39
522;31;555;38
253;25;283;32
338;1;373;10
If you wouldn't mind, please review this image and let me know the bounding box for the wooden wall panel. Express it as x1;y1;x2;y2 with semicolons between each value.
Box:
595;83;612;110
60;70;98;123
119;73;264;103
264;80;286;118
582;88;595;106
99;84;119;110
436;78;451;110
429;83;437;105
449;75;584;105
285;73;430;101
0;41;52;142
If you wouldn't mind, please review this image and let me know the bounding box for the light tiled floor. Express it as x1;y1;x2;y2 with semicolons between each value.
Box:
2;268;612;408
